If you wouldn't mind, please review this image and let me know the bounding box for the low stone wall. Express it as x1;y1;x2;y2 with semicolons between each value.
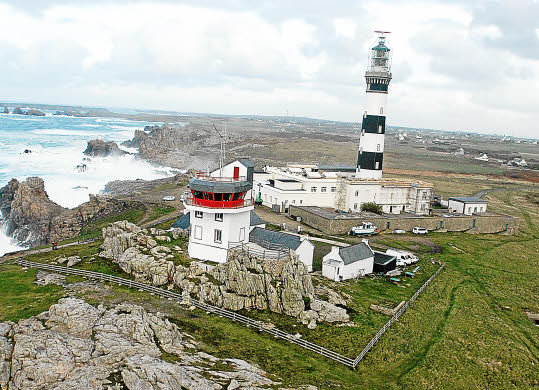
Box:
289;206;519;235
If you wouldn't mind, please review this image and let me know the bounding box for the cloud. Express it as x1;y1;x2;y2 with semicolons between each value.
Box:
0;1;537;137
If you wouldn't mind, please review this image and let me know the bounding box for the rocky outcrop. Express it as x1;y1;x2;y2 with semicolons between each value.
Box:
0;298;288;389
25;109;45;116
122;123;243;169
100;221;349;326
12;107;24;115
0;177;65;246
0;177;143;247
104;173;189;196
3;107;8;114
83;139;127;157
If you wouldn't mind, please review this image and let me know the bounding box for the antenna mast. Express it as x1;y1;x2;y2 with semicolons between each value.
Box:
213;124;226;177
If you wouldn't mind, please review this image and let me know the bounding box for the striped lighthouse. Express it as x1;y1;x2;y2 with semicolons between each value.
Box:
356;32;392;180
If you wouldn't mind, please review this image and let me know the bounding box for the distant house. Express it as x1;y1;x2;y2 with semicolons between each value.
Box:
322;241;374;281
373;251;397;274
249;227;314;271
448;197;488;215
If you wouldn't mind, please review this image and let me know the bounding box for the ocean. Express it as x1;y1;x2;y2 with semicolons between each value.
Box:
0;110;175;255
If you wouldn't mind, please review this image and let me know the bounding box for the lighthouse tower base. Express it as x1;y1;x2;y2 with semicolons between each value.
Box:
188;242;229;263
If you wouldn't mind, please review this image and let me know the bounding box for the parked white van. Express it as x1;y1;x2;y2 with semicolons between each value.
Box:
386;249;418;266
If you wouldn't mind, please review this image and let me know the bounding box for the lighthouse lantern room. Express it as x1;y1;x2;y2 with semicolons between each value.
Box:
184;159;254;263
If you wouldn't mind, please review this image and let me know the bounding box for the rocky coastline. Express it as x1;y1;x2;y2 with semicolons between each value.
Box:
122;123;242;170
0;177;142;248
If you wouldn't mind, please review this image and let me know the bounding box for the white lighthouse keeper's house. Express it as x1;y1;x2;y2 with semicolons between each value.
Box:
184;159;255;263
322;240;375;281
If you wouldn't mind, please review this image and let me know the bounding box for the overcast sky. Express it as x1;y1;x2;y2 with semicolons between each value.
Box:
0;0;537;137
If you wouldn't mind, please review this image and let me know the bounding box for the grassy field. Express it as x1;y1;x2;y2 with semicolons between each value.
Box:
0;181;537;388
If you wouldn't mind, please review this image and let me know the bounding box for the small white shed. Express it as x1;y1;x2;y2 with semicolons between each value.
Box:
448;197;488;215
322;241;374;281
249;227;315;272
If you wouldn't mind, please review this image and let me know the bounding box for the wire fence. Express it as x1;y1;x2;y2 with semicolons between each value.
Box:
13;258;444;369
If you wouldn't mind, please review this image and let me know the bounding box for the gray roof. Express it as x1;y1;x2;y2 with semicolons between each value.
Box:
448;197;487;203
250;211;265;226
172;212;190;229
237;158;254;168
249;227;301;250
374;251;395;265
338;242;374;265
189;177;252;193
318;165;356;172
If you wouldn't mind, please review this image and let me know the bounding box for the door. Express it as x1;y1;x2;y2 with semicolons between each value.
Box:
233;166;240;180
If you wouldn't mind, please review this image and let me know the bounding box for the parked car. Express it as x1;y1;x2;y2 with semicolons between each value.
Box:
393;229;406;234
163;195;176;201
412;227;428;234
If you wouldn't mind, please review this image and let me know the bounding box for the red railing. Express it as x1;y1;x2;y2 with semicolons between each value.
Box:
194;173;247;182
185;193;254;209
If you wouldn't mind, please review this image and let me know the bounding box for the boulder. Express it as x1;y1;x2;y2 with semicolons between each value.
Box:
12;107;24;115
3;107;8;114
310;299;349;323
83;139;127;157
66;255;82;267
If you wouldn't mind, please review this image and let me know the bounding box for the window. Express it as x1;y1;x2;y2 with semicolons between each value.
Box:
239;227;245;241
321;187;327;192
292;199;296;204
474;206;477;213
354;203;358;209
311;187;317;192
420;204;425;211
300;200;303;204
378;125;382;133
194;225;202;240
380;107;383;115
355;190;359;196
422;191;428;200
377;143;381;151
468;207;471;214
214;229;222;243
375;162;380;169
331;187;337;192
195;210;203;219
215;213;223;222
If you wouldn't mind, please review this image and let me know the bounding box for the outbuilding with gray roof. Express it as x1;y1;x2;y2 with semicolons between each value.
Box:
322;241;375;281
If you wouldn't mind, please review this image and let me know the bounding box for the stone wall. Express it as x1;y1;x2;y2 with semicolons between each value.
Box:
289;206;519;235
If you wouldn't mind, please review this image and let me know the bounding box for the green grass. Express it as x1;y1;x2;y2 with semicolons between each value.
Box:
77;206;146;241
0;265;65;321
144;205;176;223
1;184;536;389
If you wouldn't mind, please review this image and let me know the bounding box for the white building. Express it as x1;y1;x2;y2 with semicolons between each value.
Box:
253;165;433;215
448;197;488;215
249;227;314;271
184;160;255;263
322;241;374;281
